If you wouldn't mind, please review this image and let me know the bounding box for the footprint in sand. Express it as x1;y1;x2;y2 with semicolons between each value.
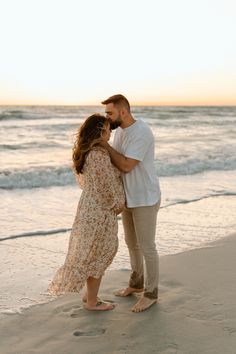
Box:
223;326;236;335
53;304;82;315
70;310;83;318
73;328;106;337
62;305;82;313
160;280;183;289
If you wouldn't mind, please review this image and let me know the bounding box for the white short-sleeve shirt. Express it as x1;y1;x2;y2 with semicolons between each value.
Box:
113;119;161;208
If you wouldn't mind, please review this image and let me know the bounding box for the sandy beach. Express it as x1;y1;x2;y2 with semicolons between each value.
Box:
1;197;236;353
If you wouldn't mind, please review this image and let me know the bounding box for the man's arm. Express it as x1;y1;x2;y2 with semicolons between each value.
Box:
103;142;139;173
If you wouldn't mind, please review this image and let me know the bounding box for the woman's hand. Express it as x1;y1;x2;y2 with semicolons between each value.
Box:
115;205;125;215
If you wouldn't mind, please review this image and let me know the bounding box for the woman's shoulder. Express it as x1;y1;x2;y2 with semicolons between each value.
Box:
87;145;109;161
90;145;108;155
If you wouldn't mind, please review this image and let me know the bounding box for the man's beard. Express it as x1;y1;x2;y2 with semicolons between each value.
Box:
110;117;122;130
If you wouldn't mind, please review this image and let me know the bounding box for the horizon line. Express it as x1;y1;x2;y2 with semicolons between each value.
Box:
1;103;236;107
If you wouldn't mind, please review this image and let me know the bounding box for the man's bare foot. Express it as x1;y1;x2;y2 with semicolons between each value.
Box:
131;296;157;313
84;301;116;311
114;287;144;297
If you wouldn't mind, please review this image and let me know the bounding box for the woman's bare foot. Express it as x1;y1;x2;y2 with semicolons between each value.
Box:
114;287;144;297
82;294;101;303
84;301;116;311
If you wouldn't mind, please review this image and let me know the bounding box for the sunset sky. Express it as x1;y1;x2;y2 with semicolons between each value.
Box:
0;0;235;105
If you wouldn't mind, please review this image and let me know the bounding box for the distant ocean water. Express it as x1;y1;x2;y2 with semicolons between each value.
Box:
0;105;236;250
1;106;236;190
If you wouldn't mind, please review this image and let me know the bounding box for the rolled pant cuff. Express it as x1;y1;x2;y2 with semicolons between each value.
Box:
129;271;144;289
144;287;158;299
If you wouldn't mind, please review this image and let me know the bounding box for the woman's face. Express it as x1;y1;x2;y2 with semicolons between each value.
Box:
101;123;111;142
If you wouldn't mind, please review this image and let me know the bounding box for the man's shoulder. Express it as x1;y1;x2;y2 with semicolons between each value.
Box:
133;119;153;137
113;127;122;141
138;118;151;128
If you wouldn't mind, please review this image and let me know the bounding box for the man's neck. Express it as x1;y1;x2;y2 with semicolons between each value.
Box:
121;114;136;129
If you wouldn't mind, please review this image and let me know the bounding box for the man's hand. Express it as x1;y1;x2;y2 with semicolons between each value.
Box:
104;143;139;173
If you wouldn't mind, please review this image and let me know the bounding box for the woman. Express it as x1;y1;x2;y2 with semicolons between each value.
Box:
48;114;125;311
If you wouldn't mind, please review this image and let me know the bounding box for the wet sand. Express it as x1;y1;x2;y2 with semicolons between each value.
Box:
1;233;236;353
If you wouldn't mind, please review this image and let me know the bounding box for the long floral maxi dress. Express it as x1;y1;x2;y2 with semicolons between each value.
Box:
48;147;125;295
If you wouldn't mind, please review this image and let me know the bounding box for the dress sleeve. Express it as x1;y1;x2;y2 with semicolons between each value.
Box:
88;148;124;212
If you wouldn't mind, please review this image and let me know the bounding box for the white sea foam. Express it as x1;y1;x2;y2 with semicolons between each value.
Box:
1;155;236;189
0;166;75;189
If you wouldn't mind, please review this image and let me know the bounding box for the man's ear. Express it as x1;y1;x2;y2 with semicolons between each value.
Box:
120;108;126;117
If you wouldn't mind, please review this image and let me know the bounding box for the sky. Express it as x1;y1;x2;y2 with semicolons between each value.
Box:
0;0;236;105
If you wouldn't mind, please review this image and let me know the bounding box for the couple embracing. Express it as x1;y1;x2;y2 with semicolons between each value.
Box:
49;94;161;313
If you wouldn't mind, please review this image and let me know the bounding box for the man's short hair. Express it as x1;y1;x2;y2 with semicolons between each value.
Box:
101;94;130;112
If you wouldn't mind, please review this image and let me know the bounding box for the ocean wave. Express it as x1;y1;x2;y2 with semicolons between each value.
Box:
0;141;67;150
1;156;236;190
0;112;67;121
0;111;37;121
0;166;75;189
156;157;236;177
0;106;103;122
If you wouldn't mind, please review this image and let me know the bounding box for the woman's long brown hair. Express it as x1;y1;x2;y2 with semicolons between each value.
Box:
72;114;109;174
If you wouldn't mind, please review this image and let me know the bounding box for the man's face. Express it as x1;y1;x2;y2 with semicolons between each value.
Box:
105;103;122;130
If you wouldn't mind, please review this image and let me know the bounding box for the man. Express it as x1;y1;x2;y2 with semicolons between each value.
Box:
101;94;161;312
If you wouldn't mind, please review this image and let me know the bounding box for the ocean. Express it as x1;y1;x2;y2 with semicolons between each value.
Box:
0;106;236;243
1;105;236;316
1;105;236;256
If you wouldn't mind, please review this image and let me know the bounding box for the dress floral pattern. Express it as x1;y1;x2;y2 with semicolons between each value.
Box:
48;147;125;295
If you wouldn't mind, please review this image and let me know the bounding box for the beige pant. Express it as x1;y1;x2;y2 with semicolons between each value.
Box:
122;200;161;299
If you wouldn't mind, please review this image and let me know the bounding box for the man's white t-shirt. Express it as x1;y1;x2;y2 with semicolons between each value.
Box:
113;119;161;208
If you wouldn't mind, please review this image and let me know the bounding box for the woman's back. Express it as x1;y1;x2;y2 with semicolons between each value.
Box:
78;146;125;213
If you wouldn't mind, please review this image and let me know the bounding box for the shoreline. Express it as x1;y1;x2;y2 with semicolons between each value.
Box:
1;232;236;353
0;195;236;320
1;191;236;243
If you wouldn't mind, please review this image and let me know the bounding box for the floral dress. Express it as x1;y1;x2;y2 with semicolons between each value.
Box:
48;146;125;295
